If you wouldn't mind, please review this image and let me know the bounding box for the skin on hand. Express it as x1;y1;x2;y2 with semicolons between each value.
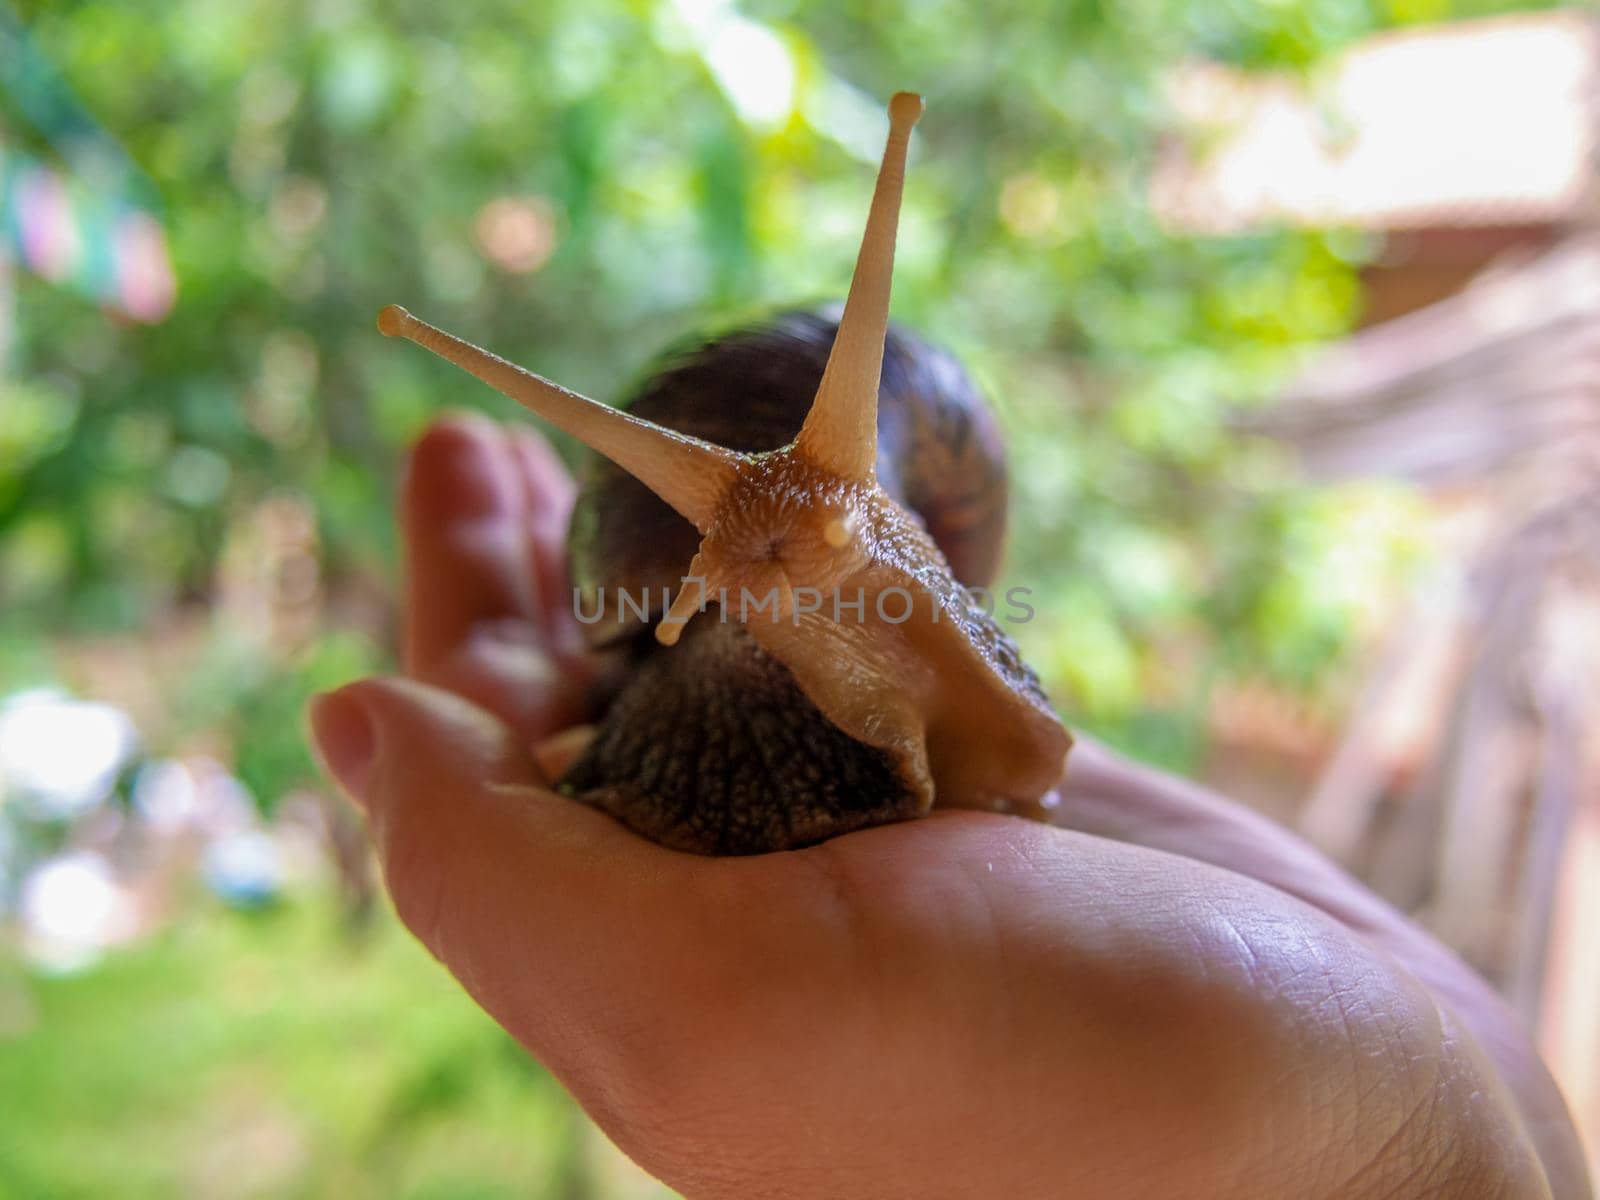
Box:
308;414;1590;1200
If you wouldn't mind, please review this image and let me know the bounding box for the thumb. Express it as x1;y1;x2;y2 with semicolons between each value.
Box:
307;675;635;966
306;677;575;984
303;678;748;1118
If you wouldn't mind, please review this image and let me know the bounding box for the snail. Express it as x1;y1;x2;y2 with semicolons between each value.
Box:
377;92;1071;855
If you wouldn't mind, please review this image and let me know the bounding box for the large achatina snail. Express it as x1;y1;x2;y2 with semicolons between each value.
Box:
378;92;1072;854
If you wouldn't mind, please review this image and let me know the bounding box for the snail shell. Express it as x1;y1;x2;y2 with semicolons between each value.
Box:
377;92;1071;854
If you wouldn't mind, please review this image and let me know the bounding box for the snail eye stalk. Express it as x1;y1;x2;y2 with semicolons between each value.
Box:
375;304;741;533
795;91;922;484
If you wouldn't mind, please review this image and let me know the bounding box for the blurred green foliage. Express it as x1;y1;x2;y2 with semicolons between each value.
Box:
0;0;1542;790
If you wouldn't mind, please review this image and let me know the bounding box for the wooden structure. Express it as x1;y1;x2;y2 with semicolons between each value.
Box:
1154;11;1598;325
1158;9;1600;1164
1254;228;1600;1164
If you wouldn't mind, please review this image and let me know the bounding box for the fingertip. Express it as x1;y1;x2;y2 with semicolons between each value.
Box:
405;411;519;525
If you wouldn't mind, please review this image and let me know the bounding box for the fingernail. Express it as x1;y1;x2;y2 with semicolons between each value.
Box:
309;687;377;806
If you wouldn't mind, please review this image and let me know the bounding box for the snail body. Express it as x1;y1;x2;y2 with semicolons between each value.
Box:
378;93;1072;855
563;310;1037;852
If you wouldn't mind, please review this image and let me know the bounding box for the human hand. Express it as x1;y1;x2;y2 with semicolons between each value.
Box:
309;414;1588;1199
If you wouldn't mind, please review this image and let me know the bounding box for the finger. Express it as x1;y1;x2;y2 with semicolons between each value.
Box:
402;415;590;739
1054;736;1328;884
403;412;543;672
1056;740;1414;950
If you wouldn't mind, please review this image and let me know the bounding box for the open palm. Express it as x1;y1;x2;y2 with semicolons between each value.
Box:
309;414;1587;1199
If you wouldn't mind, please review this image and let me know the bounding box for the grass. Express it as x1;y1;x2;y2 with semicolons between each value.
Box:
0;892;673;1199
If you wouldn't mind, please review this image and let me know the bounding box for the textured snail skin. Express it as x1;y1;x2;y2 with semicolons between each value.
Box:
563;312;1069;855
562;618;918;854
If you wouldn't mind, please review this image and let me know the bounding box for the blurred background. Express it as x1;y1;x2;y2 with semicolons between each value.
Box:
2;0;1596;1194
